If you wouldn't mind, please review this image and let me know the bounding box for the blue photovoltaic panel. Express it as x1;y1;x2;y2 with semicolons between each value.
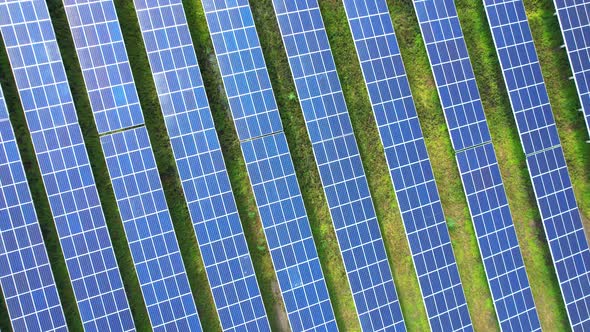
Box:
241;133;336;331
484;0;590;329
413;0;541;330
413;0;492;152
202;1;337;330
342;0;475;330
100;127;201;331
0;1;134;330
62;0;144;134
202;0;282;141
0;86;67;331
62;0;202;329
483;0;560;156
271;1;405;330
133;0;269;330
553;0;590;139
456;144;540;331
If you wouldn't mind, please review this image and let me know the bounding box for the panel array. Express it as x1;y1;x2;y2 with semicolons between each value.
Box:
342;0;472;330
0;85;67;331
101;127;201;331
202;0;337;330
413;0;540;330
0;1;134;330
61;0;201;330
553;0;590;139
484;0;590;330
271;1;404;330
133;0;269;330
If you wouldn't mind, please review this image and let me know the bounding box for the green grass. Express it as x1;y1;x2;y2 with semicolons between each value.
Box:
0;0;588;331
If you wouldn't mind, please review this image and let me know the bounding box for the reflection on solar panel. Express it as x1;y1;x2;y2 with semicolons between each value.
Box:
553;0;590;140
342;0;472;330
484;0;590;329
414;0;540;330
271;1;404;330
101;128;201;331
0;85;67;331
202;0;337;330
61;0;201;329
133;0;269;330
0;1;134;330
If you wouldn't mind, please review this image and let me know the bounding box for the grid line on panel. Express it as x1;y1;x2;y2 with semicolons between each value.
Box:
62;0;144;134
202;0;337;331
132;0;270;330
0;1;135;331
413;0;540;330
484;0;590;330
0;87;68;332
61;0;203;330
100;127;201;331
271;1;405;331
341;0;472;330
553;0;590;139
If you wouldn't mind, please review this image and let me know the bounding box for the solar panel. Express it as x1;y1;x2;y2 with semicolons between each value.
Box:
342;0;479;330
271;1;405;330
62;0;144;134
0;1;135;330
202;1;337;330
132;0;269;330
0;85;67;331
413;0;541;330
100;127;201;331
456;144;539;331
484;0;590;329
61;0;202;329
553;0;590;140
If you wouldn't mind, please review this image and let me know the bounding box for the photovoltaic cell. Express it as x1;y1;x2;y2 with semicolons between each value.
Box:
101;127;201;331
484;0;590;329
0;85;67;331
61;0;202;329
202;0;336;330
342;0;475;330
62;0;144;134
413;0;540;330
553;0;590;140
0;1;134;330
132;0;269;330
271;1;405;330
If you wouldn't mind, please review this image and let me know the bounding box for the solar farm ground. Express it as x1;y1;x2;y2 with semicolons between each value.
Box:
0;0;588;331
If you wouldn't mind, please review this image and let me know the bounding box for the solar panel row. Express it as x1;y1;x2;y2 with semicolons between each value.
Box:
61;0;201;330
100;128;201;331
271;1;405;330
0;85;67;331
341;1;472;331
553;0;590;140
414;0;540;330
0;1;135;330
201;0;337;330
484;0;590;330
133;0;270;330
